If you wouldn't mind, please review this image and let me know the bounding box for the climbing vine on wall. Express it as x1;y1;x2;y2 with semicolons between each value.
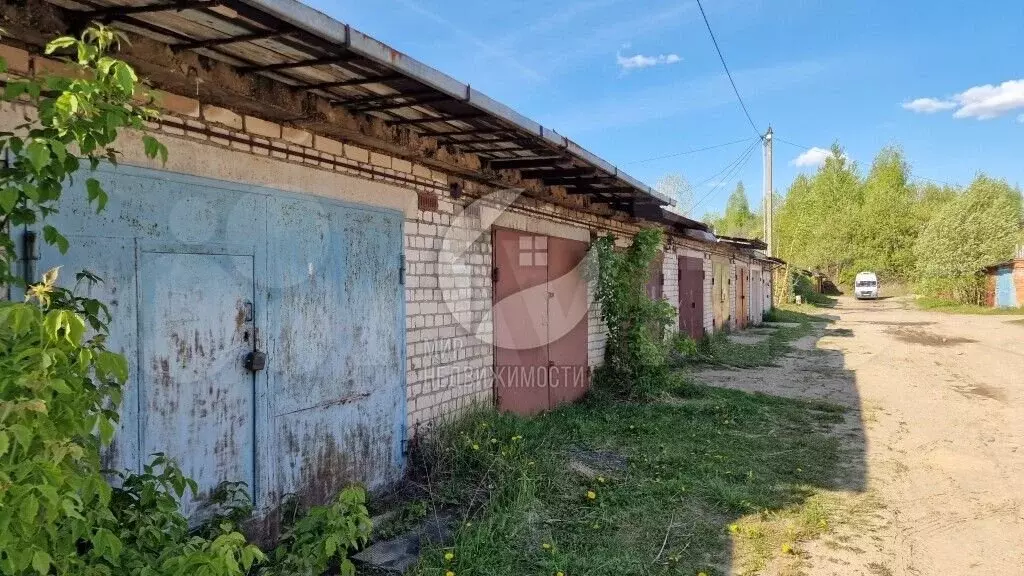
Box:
593;228;677;398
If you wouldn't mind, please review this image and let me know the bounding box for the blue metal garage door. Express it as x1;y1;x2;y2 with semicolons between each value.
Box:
21;165;405;517
995;267;1016;308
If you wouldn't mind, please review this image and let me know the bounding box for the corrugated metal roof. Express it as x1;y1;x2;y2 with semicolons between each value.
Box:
43;0;676;212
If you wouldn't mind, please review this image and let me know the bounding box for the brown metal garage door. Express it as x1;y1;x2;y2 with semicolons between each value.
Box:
737;265;749;329
492;228;590;416
678;256;704;339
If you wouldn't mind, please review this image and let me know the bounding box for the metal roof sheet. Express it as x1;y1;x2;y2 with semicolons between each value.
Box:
43;0;676;211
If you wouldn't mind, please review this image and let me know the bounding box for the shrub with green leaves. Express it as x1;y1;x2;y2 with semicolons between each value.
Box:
593;228;677;398
264;487;372;576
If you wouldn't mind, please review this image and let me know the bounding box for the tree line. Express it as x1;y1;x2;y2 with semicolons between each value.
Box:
700;144;1024;303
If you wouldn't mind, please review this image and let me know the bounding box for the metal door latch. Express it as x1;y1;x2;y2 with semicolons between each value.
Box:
245;350;267;372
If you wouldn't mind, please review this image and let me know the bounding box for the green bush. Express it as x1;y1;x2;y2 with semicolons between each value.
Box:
915;276;986;306
592;229;677;398
264;487;372;576
109;456;264;576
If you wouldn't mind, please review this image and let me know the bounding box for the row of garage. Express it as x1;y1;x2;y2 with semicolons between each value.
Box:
5;0;778;531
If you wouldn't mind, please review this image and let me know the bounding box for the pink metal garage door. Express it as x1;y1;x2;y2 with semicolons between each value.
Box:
678;256;704;340
492;228;590;416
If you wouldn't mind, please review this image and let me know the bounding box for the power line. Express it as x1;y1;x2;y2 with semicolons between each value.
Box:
691;144;758;212
695;0;762;138
774;137;954;186
624;137;756;165
689;139;760;213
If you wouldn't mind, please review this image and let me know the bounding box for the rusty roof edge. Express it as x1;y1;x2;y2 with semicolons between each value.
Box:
238;0;673;207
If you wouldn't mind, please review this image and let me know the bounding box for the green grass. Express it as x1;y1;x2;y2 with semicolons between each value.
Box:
915;296;1024;315
671;308;823;369
406;385;848;576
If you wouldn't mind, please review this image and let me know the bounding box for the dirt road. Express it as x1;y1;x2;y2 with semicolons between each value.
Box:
698;297;1024;576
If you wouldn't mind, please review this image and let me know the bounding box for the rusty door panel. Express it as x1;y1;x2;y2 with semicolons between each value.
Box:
31;165;406;522
546;236;590;408
712;260;728;331
34;235;140;471
737;267;749;329
266;195;405;500
678;256;703;340
493;229;550;416
138;248;256;520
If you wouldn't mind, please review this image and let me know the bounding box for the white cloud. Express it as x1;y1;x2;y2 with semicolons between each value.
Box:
902;98;956;113
1018;113;1024;123
616;52;682;70
953;79;1024;119
790;147;833;168
903;79;1024;120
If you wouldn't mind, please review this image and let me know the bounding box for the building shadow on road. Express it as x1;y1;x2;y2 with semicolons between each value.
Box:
679;309;867;574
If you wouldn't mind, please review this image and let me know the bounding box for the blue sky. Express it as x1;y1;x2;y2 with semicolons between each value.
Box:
304;0;1024;218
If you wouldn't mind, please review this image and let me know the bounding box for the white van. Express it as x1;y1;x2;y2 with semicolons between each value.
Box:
854;271;879;300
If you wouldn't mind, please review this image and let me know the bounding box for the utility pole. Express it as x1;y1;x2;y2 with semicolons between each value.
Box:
762;126;773;257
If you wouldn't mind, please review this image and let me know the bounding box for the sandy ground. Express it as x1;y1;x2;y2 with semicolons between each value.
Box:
698;297;1024;576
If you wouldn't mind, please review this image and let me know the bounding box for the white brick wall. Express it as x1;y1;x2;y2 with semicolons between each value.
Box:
405;200;494;436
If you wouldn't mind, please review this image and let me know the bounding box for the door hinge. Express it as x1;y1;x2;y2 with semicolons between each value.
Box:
491;266;500;283
399;255;406;285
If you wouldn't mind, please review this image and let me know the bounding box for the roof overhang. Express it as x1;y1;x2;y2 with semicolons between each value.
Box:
715;234;768;250
37;0;673;211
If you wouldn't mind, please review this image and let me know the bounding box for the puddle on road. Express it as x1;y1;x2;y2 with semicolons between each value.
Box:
884;327;976;347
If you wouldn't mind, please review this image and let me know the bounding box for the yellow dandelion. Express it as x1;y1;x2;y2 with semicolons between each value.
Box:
472;443;480;451
444;552;455;562
557;572;565;576
542;543;552;550
698;572;708;576
586;490;597;500
728;523;739;534
446;572;455;576
597;476;606;484
781;543;794;554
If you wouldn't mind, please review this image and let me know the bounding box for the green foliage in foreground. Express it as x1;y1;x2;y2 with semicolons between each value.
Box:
0;27;371;576
593;228;677;398
410;384;847;576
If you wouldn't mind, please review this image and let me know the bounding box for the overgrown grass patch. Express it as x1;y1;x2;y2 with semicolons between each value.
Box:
915;296;1024;315
671;308;823;369
408;386;848;576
